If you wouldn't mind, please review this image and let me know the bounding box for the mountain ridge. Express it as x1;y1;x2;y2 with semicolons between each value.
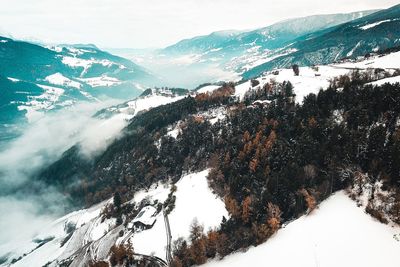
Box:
0;36;160;143
242;4;400;78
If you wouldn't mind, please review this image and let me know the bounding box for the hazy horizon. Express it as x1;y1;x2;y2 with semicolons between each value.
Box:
0;0;399;49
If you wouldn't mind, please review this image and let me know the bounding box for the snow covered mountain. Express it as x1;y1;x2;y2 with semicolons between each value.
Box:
3;6;400;267
0;37;158;143
122;5;400;87
243;4;400;79
162;10;376;71
4;48;400;266
117;10;377;88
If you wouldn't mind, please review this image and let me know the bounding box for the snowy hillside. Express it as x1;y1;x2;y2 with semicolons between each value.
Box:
95;87;190;119
2;46;400;267
161;11;376;72
337;50;400;69
124;170;228;260
1;170;227;266
3;8;400;266
112;10;375;88
243;4;400;79
195;49;399;107
203;191;400;267
0;37;158;143
233;66;349;103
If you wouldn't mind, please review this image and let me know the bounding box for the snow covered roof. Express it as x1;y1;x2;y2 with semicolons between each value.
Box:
252;100;272;105
132;206;157;226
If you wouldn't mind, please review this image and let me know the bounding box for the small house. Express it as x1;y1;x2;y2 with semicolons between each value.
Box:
128;206;157;231
252;100;272;107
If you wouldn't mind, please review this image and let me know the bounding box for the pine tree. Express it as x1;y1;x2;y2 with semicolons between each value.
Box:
242;196;252;223
267;202;281;233
224;196;240;219
292;64;300;76
113;192;122;209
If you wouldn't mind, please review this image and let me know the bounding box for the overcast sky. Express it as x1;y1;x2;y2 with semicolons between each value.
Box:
0;0;398;48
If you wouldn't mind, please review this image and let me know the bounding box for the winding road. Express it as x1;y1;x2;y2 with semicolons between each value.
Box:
163;208;173;265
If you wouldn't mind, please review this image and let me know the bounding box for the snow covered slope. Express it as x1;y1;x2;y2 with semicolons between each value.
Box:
95;87;189;119
218;50;400;104
204;191;400;267
3;200;115;267
113;11;375;88
0;37;158;144
337;50;400;69
125;170;228;260
369;75;400;86
243;4;400;79
161;11;376;73
234;66;350;103
1;170;227;266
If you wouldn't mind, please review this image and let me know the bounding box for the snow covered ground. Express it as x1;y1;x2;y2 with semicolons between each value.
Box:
45;73;82;89
211;51;400;104
338;51;400;69
204;191;400;267
233;66;349;103
197;85;221;94
4;49;400;267
5;199;114;267
358;19;400;30
107;92;186;117
61;56;119;77
126;170;228;260
169;170;228;239
369;75;400;86
17;84;66;122
1;170;227;266
77;76;122;87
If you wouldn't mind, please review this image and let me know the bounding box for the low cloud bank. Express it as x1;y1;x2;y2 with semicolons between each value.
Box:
0;100;131;257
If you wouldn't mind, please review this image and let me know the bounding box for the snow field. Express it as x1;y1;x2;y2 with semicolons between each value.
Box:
129;170;228;260
204;191;400;267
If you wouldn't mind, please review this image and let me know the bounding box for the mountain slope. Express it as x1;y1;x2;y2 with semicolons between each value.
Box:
118;10;376;89
0;37;159;143
160;10;377;72
35;49;400;207
204;191;400;267
3;48;400;267
164;10;376;56
0;170;227;266
0;37;154;88
243;4;400;79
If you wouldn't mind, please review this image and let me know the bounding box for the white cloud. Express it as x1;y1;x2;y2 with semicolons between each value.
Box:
0;100;130;253
0;101;126;189
0;0;398;48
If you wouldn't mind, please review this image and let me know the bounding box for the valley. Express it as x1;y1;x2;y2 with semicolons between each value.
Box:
1;3;400;267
